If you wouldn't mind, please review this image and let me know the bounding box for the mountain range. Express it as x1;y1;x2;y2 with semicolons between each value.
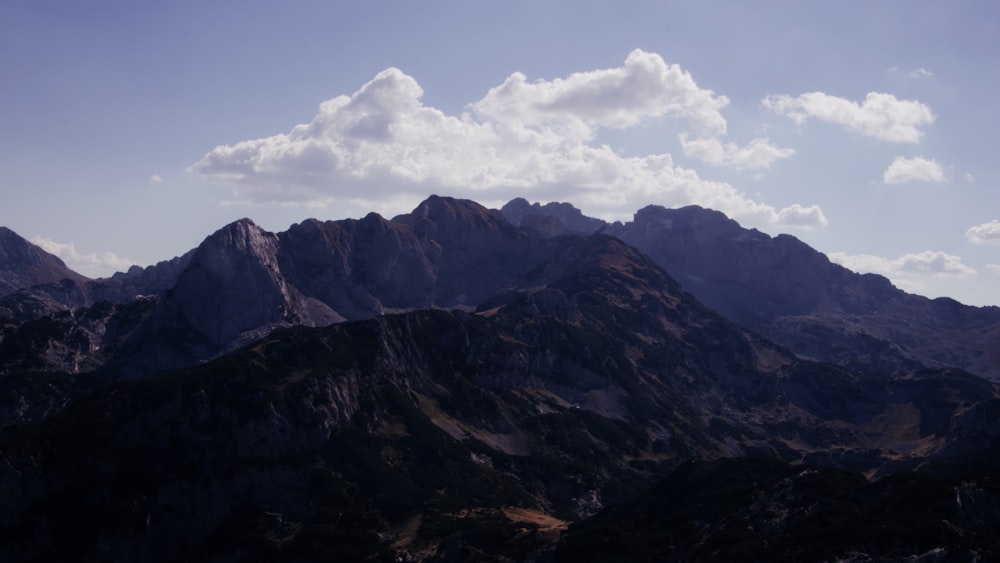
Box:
502;198;1000;380
1;195;999;561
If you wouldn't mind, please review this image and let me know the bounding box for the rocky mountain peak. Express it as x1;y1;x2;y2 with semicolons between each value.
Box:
171;218;295;346
210;217;275;253
630;204;754;241
501;197;605;234
398;194;511;237
0;226;88;297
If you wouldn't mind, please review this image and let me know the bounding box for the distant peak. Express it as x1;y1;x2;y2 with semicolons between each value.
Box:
228;217;259;229
633;204;717;220
196;217;279;258
632;205;742;234
500;197;605;234
401;195;499;227
0;226;89;296
212;217;265;237
414;194;484;213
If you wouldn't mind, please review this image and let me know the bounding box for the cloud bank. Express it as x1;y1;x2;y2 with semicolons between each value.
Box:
763;91;934;143
883;156;946;184
32;236;136;276
829;250;976;294
191;50;824;228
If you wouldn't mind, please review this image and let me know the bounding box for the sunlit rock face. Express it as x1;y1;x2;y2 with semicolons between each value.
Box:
172;218;297;346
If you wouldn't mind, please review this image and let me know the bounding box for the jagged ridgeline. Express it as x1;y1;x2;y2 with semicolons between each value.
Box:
1;196;999;561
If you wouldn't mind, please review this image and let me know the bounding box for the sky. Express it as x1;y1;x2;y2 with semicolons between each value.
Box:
2;1;999;306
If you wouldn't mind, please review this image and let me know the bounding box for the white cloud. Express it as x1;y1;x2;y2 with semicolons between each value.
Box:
964;172;976;183
775;204;828;227
892;251;977;275
678;134;794;171
32;236;136;276
882;156;946;184
829;250;977;294
190;51;826;229
966;220;1000;245
888;66;933;79
987;264;1000;274
149;174;164;183
763;91;934;143
472;49;730;137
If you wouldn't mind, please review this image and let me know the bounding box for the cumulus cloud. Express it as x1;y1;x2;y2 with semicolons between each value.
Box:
987;264;1000;274
472;49;730;136
775;204;828;227
32;236;136;276
678;134;794;171
892;251;977;275
149;174;164;183
763;91;934;143
829;250;976;294
966;220;1000;245
190;50;825;229
882;156;946;184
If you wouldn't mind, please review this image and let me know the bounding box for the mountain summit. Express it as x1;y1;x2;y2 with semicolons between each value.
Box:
0;227;87;297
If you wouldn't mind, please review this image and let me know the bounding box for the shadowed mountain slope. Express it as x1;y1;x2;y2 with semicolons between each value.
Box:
555;456;1000;562
502;199;1000;380
1;234;998;561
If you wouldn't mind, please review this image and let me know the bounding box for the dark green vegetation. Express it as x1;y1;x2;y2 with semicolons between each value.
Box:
1;197;999;561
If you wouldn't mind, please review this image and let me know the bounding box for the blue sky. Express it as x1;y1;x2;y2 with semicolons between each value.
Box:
2;1;999;306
